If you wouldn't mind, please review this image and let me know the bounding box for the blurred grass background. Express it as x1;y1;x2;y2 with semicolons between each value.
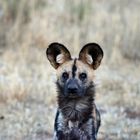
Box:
0;0;140;140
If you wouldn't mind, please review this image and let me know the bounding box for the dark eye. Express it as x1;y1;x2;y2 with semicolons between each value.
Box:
62;72;69;80
79;73;87;81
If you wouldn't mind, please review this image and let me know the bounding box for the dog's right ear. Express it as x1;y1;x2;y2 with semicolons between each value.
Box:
46;42;71;69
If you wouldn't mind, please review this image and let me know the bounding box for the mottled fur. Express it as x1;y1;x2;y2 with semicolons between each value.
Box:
46;42;103;140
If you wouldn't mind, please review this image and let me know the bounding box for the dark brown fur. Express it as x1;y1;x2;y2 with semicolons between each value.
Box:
46;42;103;140
57;80;94;121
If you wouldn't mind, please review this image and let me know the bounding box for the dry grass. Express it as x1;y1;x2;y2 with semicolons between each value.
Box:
0;0;140;140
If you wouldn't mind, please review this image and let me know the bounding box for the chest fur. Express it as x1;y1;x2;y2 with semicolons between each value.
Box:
59;97;93;121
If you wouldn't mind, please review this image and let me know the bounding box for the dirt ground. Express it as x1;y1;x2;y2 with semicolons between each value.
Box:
0;0;140;140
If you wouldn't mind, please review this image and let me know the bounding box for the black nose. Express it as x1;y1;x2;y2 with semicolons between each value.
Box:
67;83;78;93
67;79;78;94
68;87;78;93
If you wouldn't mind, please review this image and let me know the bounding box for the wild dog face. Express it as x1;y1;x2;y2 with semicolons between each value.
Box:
46;42;103;98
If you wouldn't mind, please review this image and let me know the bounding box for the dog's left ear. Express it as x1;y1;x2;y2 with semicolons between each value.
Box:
79;43;103;70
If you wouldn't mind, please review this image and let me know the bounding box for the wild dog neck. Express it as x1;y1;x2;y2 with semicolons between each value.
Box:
57;92;94;122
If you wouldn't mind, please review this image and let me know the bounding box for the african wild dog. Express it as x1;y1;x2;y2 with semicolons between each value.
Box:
46;42;103;140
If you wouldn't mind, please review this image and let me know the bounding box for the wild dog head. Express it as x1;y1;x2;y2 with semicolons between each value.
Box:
46;42;103;98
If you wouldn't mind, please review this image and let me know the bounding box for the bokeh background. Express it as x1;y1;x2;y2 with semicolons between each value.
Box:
0;0;140;140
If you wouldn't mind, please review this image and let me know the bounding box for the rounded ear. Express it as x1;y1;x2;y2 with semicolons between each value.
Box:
79;43;103;70
46;42;71;69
